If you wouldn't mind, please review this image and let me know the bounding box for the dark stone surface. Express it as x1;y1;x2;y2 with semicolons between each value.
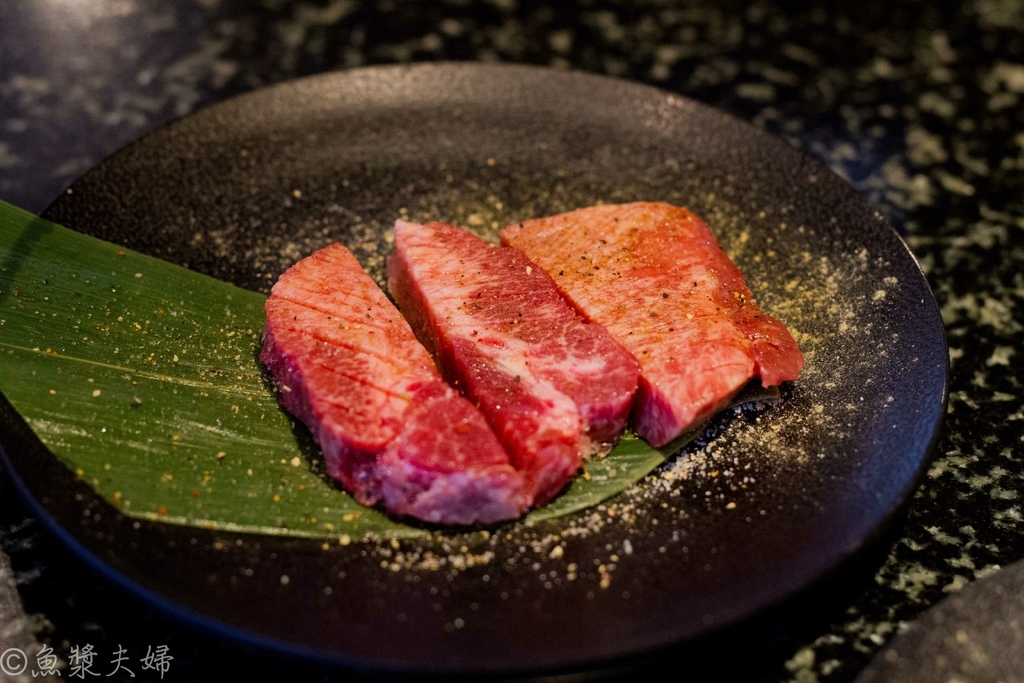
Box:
1;1;1022;680
856;557;1024;683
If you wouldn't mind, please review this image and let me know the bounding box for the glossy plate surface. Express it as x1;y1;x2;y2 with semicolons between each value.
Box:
0;63;948;674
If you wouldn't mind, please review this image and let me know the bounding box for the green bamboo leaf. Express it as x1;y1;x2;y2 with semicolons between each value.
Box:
0;201;777;538
0;201;419;540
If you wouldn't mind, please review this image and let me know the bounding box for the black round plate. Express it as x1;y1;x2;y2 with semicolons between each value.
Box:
1;63;947;675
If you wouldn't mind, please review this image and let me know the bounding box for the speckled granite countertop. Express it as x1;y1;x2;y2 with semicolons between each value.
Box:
1;1;1022;681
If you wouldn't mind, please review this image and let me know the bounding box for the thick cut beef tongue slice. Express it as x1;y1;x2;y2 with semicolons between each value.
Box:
261;243;525;524
502;202;804;447
389;220;639;506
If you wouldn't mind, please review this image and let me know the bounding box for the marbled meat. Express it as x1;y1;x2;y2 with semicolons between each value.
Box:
261;243;525;524
501;202;804;447
388;220;639;505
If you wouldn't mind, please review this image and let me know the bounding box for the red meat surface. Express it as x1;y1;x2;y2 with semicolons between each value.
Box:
502;202;804;447
389;220;639;505
261;243;525;524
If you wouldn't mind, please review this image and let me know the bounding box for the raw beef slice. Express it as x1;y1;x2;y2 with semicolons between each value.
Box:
501;202;804;447
388;220;639;505
261;243;525;524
